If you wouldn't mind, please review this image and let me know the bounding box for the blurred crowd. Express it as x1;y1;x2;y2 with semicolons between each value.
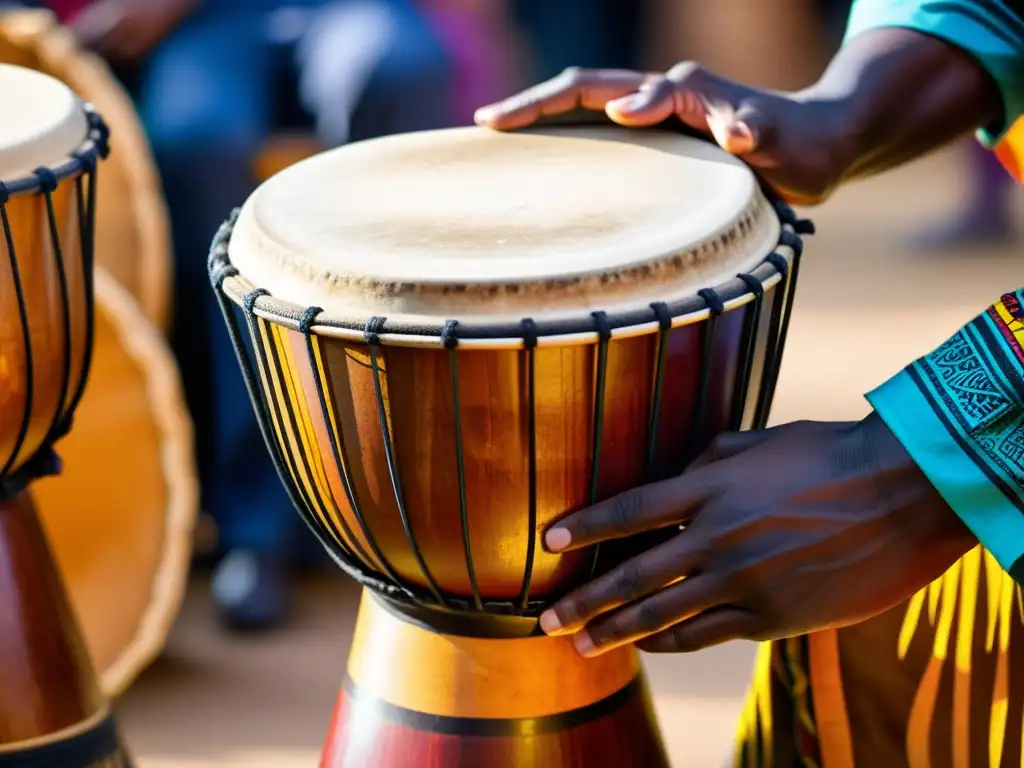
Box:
6;0;1016;633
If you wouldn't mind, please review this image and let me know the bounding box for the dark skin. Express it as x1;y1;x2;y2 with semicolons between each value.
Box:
474;28;1001;657
70;0;198;66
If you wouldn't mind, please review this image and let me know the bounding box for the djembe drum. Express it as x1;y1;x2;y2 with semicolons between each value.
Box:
0;65;128;765
209;123;812;766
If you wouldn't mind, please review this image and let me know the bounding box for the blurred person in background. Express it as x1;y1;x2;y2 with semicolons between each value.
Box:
512;0;644;79
419;0;511;126
42;0;451;632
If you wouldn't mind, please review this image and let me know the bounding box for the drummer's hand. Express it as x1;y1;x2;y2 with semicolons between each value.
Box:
538;413;976;657
70;0;197;65
474;66;855;205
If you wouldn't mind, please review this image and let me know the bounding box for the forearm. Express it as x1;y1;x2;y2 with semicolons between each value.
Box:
802;27;1002;182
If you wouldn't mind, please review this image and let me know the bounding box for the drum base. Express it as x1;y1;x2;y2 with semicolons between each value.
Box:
322;591;669;768
0;491;131;766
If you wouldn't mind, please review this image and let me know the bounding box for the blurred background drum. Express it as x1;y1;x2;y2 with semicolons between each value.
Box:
0;8;172;332
211;122;811;767
32;267;196;699
0;62;131;765
0;9;196;701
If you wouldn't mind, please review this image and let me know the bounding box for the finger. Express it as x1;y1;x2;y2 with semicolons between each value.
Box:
544;470;718;553
635;607;757;654
605;76;677;127
569;573;731;657
687;429;774;472
475;68;648;131
539;534;702;637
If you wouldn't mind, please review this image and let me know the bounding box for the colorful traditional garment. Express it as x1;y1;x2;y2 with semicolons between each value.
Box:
734;2;1024;765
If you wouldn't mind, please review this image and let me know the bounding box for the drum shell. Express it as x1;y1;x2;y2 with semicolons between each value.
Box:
0;176;89;478
247;278;788;604
32;268;196;698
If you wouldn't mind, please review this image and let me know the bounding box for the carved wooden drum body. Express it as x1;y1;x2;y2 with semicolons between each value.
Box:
0;64;132;766
0;11;194;701
211;123;811;766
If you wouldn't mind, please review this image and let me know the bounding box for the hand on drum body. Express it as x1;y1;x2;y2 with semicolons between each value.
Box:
70;0;197;65
474;65;858;206
537;414;977;657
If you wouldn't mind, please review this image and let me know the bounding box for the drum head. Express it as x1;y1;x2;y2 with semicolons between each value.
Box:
230;125;780;323
0;63;85;176
31;268;196;698
0;9;173;332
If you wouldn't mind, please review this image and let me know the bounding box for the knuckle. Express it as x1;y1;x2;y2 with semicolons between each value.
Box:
707;431;738;460
559;66;587;85
668;623;701;652
606;491;644;534
666;61;705;86
635;600;668;634
613;561;648;603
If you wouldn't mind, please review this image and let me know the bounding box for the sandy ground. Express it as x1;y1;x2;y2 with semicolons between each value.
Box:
115;146;1022;767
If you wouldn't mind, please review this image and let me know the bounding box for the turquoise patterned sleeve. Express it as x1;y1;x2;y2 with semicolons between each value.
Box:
844;0;1024;144
866;290;1024;582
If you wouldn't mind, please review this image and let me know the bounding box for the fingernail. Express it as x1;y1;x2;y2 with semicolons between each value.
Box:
539;610;564;635
474;106;496;125
544;527;572;552
607;95;642;114
573;631;598;658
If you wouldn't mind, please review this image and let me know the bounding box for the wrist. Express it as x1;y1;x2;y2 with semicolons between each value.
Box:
859;412;978;551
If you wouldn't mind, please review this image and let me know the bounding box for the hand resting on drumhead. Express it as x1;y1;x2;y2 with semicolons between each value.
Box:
475;29;1000;207
537;415;976;657
476;25;1005;657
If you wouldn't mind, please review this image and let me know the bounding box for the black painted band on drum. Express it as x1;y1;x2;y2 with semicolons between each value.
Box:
0;711;123;768
340;674;644;737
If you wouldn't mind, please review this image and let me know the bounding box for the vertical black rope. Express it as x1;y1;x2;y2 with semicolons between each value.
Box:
61;159;100;427
645;302;672;478
731;275;765;431
259;309;353;569
517;318;539;613
0;188;33;480
61;109;106;427
208;270;400;597
35;171;73;445
365;316;446;606
297;307;374;567
296;307;403;581
753;254;790;429
441;320;483;611
588;311;612;577
761;233;804;421
693;289;725;454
